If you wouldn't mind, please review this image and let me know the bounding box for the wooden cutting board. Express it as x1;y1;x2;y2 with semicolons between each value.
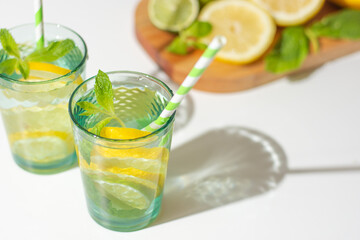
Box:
135;0;360;93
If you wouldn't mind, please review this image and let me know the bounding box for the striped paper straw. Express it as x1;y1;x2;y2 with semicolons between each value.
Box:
34;0;44;49
144;35;227;132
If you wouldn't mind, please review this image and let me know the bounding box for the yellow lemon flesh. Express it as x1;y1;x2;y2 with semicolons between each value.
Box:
21;61;82;85
252;0;325;26
100;127;151;139
329;0;360;9
5;62;78;163
80;127;168;196
199;0;276;64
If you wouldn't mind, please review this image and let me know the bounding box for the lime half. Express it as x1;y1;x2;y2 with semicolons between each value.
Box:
148;0;199;32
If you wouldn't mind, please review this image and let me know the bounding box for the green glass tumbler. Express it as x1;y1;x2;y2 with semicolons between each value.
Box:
0;23;87;174
69;71;175;231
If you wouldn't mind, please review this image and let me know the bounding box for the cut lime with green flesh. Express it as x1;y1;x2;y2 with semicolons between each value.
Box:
148;0;199;32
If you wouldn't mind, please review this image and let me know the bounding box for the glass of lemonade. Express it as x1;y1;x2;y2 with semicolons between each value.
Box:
0;23;87;174
69;71;175;231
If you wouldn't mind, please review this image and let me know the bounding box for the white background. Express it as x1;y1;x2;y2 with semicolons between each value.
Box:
1;0;360;239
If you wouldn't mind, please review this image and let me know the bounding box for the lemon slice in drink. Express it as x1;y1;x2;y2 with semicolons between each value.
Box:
199;0;276;64
148;0;199;32
251;0;325;26
10;131;73;163
26;61;82;85
95;180;150;210
100;127;150;139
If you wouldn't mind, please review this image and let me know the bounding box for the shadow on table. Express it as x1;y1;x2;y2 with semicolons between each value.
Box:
150;68;194;133
288;166;360;174
153;126;287;225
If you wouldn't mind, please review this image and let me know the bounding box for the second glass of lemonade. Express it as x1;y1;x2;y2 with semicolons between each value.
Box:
0;23;87;174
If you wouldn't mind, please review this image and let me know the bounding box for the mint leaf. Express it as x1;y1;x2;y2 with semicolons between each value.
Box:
77;70;126;129
77;102;104;116
192;41;207;50
0;29;20;58
0;58;18;75
79;140;93;165
199;0;214;7
265;26;309;74
95;70;115;114
183;21;212;38
26;39;75;62
89;117;113;135
310;9;360;40
167;21;212;55
17;59;30;79
167;37;188;55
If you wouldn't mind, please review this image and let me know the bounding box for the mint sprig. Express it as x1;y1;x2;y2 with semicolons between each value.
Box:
265;9;360;74
167;21;212;55
0;58;17;75
0;29;20;58
77;70;125;135
310;9;360;40
26;39;75;62
265;26;309;74
0;28;75;79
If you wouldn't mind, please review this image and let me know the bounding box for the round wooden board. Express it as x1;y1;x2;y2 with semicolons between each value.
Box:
135;0;360;93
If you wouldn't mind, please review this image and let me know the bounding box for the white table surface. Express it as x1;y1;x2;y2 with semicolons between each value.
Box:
1;1;360;239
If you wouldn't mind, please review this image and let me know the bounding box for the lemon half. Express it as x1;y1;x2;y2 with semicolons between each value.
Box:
199;0;276;64
252;0;325;26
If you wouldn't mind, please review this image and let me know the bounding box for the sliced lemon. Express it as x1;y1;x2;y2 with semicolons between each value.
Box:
29;62;71;75
90;155;164;173
81;127;169;199
9;130;69;144
95;180;150;210
329;0;360;9
148;0;199;32
10;131;74;163
199;0;276;64
100;127;150;140
81;167;160;192
251;0;325;26
20;61;82;85
93;146;169;162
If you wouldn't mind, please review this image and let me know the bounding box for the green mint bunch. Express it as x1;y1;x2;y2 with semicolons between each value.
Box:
167;21;212;55
265;9;360;74
0;28;75;79
77;70;125;135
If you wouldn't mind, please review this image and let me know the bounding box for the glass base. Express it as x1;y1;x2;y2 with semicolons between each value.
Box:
13;151;77;174
86;195;162;232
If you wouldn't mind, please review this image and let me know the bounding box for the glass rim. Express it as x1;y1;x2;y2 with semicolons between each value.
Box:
0;22;88;85
68;70;175;143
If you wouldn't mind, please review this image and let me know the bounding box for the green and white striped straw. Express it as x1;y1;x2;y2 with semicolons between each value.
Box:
34;0;44;49
144;35;227;132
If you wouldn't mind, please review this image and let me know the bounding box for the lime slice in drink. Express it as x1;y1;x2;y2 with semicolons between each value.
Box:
95;180;150;210
148;0;199;32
